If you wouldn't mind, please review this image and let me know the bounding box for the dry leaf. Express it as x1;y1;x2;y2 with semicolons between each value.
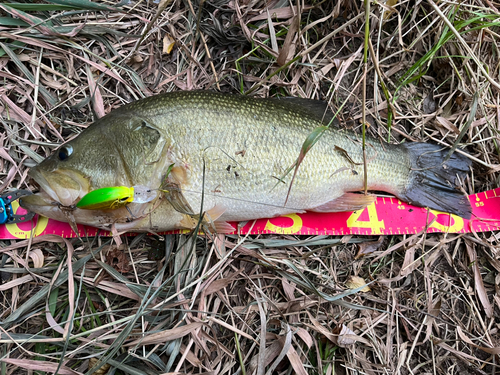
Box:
423;91;437;114
88;358;111;375
127;322;203;346
355;237;384;258
465;240;493;318
163;33;175;54
424;297;442;343
305;311;337;342
0;274;33;291
436;116;460;134
267;10;278;53
295;327;313;348
400;245;417;276
86;65;105;119
383;0;399;20
179;344;203;367
282;278;296;300
81;276;140;300
286;344;308;375
346;276;370;292
248;5;313;22
106;247;131;274
333;324;357;347
247;339;282;374
1;359;82;375
277;16;298;66
203;278;232;295
28;248;44;268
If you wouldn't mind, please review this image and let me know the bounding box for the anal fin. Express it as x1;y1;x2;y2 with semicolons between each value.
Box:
310;193;376;213
202;205;234;233
212;221;235;234
179;204;234;234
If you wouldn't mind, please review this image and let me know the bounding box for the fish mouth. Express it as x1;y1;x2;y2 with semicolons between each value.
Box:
25;167;91;207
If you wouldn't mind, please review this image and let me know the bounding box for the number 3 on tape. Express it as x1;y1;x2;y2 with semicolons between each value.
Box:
346;203;385;235
264;213;303;234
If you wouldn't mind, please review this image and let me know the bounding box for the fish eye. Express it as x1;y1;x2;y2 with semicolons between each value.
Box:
58;145;73;161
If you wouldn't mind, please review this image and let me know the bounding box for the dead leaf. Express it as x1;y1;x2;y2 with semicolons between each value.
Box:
333;324;357;347
180;344;204;367
88;358;110;374
86;65;106;119
286;344;308;375
282;278;296;300
465;240;493;318
434;339;495;363
346;276;370;292
305;311;337;342
436;116;460;134
400;245;417;276
203;278;232;295
295;327;313;348
277;16;298;66
355;237;384;258
383;0;399;20
163;33;175;54
0;274;33;291
424;297;442;343
28;248;44;268
126;322;203;346
248;5;313;22
423;91;437;114
267;9;278;53
106;247;131;274
247;339;282;374
1;359;82;375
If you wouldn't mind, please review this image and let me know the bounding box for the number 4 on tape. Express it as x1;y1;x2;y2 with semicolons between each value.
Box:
346;203;385;235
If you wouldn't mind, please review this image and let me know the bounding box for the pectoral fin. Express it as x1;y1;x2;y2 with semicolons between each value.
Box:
310;193;376;212
162;181;195;215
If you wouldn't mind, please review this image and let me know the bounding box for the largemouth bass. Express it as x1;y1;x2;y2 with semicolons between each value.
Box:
20;91;472;233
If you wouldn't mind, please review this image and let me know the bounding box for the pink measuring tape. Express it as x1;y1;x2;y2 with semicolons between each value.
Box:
1;189;499;239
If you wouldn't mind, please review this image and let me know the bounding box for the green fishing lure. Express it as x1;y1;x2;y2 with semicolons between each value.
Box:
76;186;157;210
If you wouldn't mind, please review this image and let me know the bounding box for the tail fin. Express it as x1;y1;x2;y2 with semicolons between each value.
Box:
398;143;472;219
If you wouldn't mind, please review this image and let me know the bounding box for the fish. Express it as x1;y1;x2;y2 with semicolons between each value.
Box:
20;90;472;233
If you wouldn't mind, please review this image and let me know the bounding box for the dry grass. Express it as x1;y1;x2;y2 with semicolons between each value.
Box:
1;0;500;374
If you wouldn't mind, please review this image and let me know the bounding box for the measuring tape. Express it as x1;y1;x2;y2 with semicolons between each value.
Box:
1;188;499;239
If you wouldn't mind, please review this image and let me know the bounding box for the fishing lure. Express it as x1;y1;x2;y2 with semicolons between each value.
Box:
76;186;157;210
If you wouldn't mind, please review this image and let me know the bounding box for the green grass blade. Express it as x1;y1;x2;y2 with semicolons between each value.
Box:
0;16;29;26
3;3;77;11
444;92;478;162
44;0;119;11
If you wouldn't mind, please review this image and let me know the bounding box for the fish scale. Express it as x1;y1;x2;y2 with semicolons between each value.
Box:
146;93;407;221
